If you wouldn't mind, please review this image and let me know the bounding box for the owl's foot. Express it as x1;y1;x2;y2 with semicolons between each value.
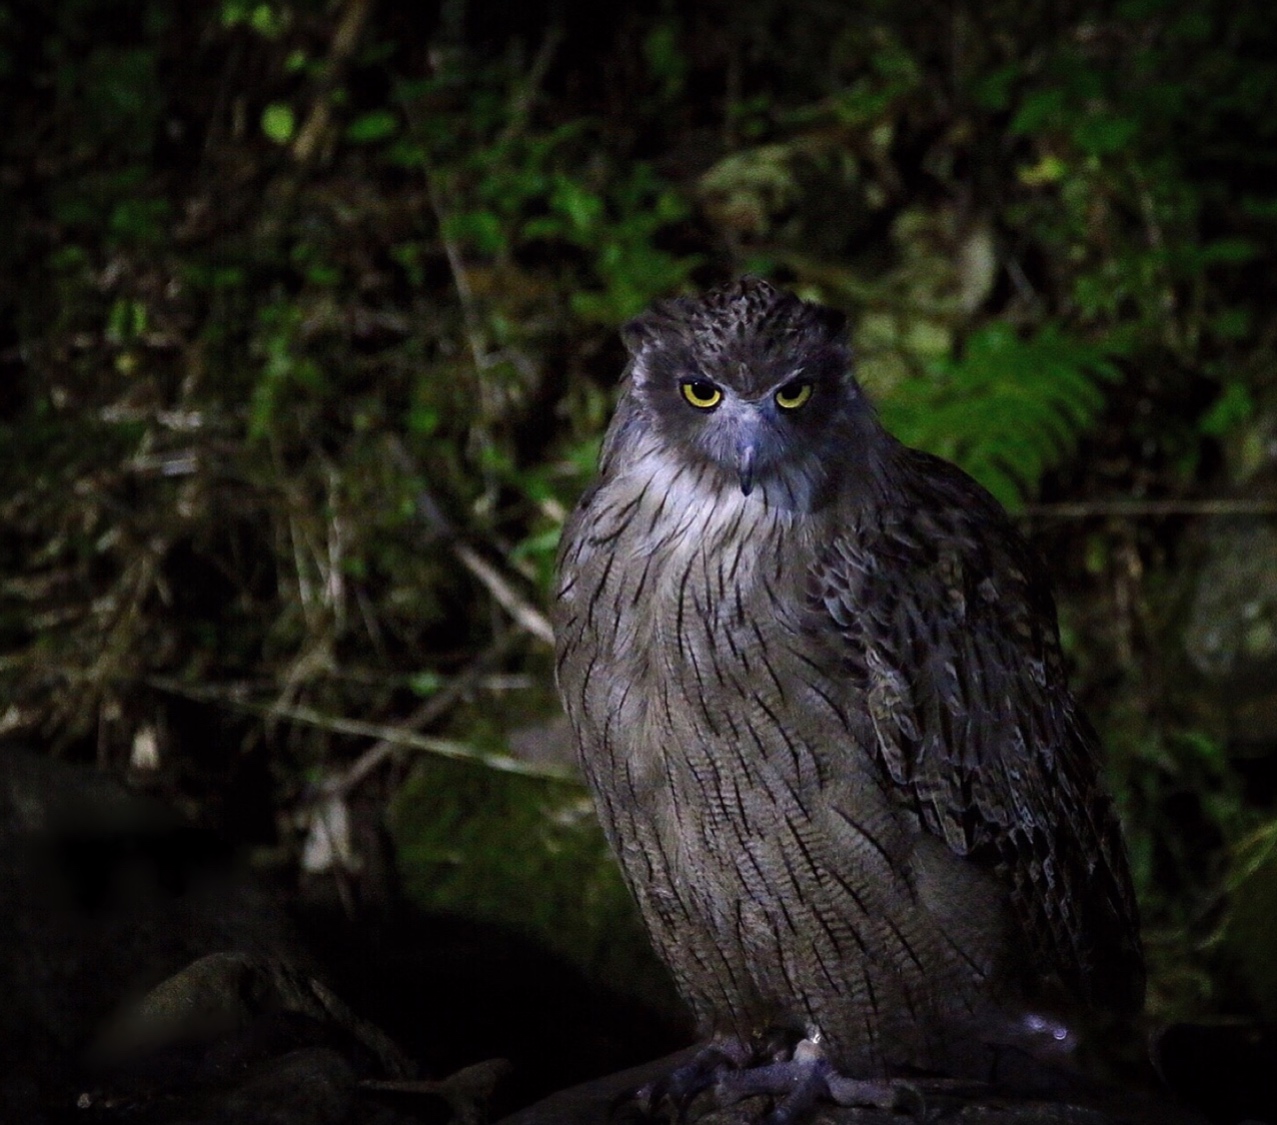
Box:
630;1039;753;1120
713;1037;910;1124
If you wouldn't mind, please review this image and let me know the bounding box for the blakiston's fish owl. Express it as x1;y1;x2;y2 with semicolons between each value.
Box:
552;279;1142;1115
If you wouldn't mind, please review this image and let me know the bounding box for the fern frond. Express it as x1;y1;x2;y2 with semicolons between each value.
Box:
877;323;1120;507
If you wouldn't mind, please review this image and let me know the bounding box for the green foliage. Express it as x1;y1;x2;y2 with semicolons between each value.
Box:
4;0;1277;1034
389;70;698;326
989;5;1277;367
247;304;325;440
1098;717;1247;1020
1199;381;1254;438
879;325;1121;507
220;1;284;34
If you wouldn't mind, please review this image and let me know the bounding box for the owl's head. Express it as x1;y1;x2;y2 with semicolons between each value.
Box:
619;278;880;511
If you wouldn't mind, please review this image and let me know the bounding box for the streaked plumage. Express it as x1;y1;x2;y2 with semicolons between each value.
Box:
552;279;1142;1083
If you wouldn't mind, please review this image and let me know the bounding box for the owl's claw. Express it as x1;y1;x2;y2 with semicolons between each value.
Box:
623;1036;917;1122
712;1038;909;1124
628;1041;749;1121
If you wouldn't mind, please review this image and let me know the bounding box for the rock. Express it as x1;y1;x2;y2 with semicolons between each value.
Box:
1181;522;1277;749
0;747;428;1123
1184;524;1277;685
90;950;413;1080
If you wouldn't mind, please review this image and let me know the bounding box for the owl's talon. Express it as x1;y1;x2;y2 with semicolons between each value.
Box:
711;1041;903;1123
628;1042;744;1120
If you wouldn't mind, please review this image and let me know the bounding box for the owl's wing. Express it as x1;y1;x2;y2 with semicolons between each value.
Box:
812;450;1143;1013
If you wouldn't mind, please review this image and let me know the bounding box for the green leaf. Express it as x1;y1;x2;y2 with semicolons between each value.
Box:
261;103;295;144
972;63;1021;111
1199;382;1254;438
442;210;506;255
346;109;398;145
1197;238;1261;266
1072;113;1138;156
409;404;440;437
550;177;605;237
249;3;286;37
1010;88;1066;135
642;19;687;99
409;671;444;698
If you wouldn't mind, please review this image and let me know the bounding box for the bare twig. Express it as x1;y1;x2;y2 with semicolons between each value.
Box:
331;632;524;795
498;25;563;145
292;0;376;163
1020;497;1277;519
146;675;573;782
423;169;489;377
452;542;555;645
384;441;556;648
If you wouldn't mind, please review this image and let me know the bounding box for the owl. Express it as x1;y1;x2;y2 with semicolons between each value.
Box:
552;279;1142;1118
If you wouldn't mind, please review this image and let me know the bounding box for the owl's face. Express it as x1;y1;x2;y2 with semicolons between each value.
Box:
619;280;877;512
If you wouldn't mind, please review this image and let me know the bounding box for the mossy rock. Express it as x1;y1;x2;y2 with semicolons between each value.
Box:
388;756;676;1015
1221;821;1277;1019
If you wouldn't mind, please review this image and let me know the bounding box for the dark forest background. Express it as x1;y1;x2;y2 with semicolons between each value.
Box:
3;0;1277;1107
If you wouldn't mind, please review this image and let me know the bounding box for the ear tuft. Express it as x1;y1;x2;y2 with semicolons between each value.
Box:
620;313;658;356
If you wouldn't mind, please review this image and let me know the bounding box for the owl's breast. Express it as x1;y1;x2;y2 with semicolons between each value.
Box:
555;465;1011;1065
558;460;840;808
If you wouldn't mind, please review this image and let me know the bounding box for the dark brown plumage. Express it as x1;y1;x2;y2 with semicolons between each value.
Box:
552;279;1142;1097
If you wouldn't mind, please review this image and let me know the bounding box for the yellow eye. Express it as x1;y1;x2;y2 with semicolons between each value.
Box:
775;380;813;410
681;380;723;410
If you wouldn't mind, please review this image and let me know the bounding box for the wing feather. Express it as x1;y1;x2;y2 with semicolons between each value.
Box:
813;449;1143;1012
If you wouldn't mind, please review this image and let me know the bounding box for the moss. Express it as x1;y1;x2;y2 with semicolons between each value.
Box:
388;757;676;1014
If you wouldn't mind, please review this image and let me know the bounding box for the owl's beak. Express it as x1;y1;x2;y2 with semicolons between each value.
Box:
737;440;758;496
